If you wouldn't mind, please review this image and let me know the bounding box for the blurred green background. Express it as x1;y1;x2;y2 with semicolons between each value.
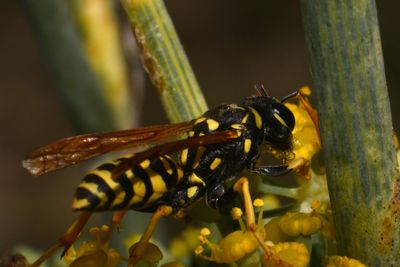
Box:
0;0;399;255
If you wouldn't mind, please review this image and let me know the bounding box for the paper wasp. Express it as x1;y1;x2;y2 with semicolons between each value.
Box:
23;83;306;266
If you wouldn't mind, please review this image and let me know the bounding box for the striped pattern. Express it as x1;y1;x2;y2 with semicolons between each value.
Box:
73;155;183;211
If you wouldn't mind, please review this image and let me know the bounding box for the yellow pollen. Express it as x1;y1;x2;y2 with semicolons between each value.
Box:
231;207;243;219
244;139;252;153
188;131;195;137
200;227;211;236
195;246;204;255
253;198;264;207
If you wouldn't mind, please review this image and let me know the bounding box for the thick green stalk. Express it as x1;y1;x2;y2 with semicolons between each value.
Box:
23;0;121;133
301;0;400;265
121;0;208;122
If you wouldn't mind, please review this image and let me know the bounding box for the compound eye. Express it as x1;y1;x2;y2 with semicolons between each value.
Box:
271;102;295;131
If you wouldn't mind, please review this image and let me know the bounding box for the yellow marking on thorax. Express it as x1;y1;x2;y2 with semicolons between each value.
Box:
189;173;206;186
231;124;244;130
194;117;206;125
177;168;184;182
125;169;134;178
249;107;263;129
140;159;151;169
206;119;220;131
210;157;222;170
180;148;189;165
160;156;173;175
188;131;195;137
241;114;249;124
244;139;252;153
187;186;199;198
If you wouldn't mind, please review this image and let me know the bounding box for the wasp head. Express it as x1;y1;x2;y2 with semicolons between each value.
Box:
243;93;295;151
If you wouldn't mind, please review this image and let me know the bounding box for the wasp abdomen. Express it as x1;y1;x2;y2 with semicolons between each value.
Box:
72;155;184;212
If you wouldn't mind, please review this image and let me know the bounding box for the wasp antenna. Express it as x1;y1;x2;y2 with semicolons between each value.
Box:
281;90;299;103
254;82;269;97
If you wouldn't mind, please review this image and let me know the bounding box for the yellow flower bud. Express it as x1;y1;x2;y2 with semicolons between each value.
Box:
129;242;162;265
254;198;265;207
263;242;309;267
299;86;311;96
279;212;322;237
327;256;367;267
200;227;211;236
231;207;243;219
194;245;204;256
264;218;294;243
161;262;186;267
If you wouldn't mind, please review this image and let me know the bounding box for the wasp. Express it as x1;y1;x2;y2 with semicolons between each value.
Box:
23;83;305;266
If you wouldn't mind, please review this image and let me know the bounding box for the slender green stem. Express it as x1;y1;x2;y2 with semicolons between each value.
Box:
121;0;208;122
301;0;400;265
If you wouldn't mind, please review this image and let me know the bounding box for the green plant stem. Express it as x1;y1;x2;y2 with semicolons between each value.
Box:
70;0;137;129
23;0;121;133
301;0;400;265
121;0;208;122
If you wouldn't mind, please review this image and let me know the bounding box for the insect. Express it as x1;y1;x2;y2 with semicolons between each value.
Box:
23;83;305;266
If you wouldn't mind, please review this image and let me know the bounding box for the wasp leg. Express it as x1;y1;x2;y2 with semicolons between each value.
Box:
129;205;172;266
30;212;92;267
251;164;291;176
206;181;237;210
233;177;273;257
250;156;308;177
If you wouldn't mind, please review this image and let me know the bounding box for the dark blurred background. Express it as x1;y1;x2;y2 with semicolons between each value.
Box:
1;0;399;253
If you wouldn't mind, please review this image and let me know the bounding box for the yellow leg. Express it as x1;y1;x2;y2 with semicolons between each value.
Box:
233;177;273;258
30;212;92;267
129;205;173;266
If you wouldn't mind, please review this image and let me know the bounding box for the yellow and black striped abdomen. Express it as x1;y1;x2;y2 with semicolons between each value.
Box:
72;155;184;212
